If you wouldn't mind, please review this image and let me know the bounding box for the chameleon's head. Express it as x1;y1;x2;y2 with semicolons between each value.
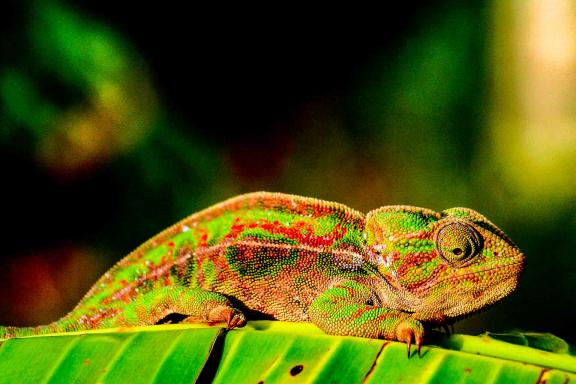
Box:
364;206;525;322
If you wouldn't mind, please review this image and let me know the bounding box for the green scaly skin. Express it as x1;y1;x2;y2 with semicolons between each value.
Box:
0;192;525;354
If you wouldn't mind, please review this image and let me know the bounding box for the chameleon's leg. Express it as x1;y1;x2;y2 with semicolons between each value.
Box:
116;287;246;329
308;280;424;356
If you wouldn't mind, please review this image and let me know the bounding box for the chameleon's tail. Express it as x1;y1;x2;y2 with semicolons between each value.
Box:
0;326;26;339
0;325;59;339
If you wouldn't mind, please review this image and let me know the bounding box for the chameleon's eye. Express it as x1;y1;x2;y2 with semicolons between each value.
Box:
435;222;482;265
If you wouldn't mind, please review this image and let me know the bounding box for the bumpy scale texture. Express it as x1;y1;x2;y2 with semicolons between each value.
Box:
0;192;525;353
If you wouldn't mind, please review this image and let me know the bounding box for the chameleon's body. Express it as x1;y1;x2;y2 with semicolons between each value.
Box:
0;192;524;351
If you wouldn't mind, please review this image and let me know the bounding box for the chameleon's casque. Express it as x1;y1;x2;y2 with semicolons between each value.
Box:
0;192;525;353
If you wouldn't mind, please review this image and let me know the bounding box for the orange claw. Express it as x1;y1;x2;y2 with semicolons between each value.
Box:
396;318;425;358
226;308;247;330
405;330;423;358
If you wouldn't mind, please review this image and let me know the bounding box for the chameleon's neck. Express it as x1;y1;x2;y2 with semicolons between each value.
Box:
359;248;423;314
364;273;422;315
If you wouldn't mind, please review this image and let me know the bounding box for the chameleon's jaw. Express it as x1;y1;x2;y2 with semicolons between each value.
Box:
411;255;525;323
446;259;523;318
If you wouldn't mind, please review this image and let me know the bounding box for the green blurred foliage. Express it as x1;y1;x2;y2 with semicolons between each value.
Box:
0;0;574;344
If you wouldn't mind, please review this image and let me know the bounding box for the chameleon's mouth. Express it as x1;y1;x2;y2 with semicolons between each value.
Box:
468;255;524;279
429;255;525;289
411;256;525;322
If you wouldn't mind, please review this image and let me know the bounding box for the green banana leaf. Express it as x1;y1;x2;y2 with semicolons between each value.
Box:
0;321;574;383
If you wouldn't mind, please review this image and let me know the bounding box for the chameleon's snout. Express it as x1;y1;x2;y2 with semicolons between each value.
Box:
505;250;526;288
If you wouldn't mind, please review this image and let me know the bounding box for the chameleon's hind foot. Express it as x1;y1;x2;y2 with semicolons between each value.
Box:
224;308;246;329
117;286;248;329
182;305;247;329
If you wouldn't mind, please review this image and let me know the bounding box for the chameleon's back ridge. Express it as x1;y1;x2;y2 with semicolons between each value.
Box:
0;192;525;353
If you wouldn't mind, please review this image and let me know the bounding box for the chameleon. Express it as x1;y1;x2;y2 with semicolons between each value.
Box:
0;192;525;355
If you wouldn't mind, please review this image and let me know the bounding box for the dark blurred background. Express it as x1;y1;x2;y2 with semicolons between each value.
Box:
1;0;574;343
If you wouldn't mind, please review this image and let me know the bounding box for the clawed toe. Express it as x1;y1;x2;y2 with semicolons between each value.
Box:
395;319;424;358
404;333;423;358
226;308;247;330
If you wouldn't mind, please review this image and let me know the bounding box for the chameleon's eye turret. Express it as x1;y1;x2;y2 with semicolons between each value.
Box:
435;222;482;266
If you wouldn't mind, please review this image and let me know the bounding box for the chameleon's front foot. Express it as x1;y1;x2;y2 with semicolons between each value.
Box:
308;281;426;357
395;318;424;357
